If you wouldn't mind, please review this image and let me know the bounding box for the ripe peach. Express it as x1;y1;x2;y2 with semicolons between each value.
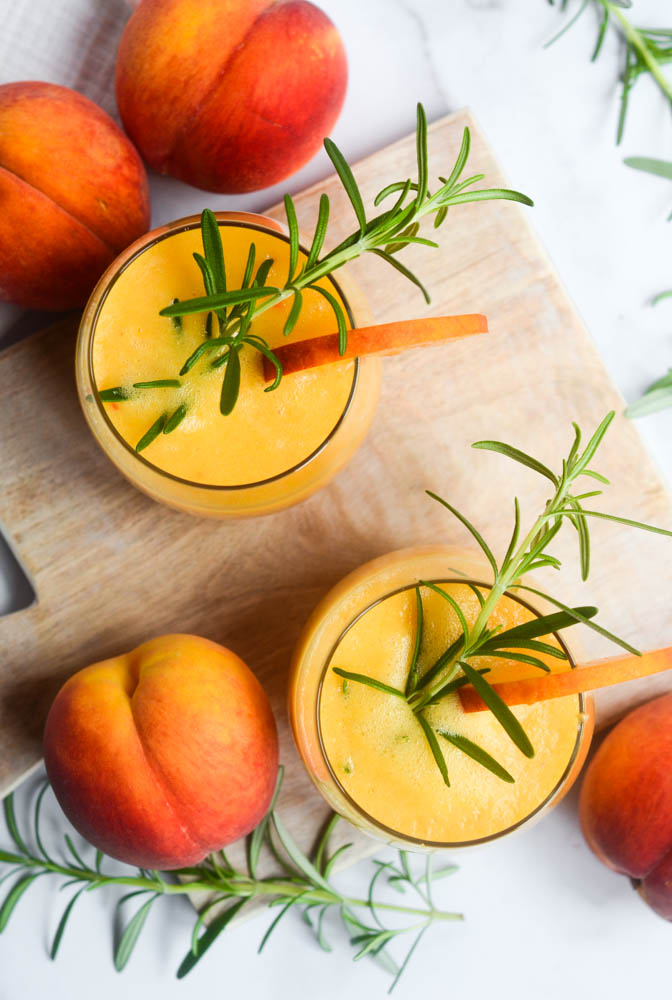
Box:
0;82;150;310
43;634;278;869
115;0;347;193
579;692;672;920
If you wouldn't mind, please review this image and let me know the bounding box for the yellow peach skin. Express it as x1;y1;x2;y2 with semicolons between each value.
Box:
43;634;278;869
290;548;594;849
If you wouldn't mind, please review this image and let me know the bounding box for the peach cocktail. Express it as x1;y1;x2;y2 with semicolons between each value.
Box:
75;105;534;518
290;547;594;849
290;412;672;850
75;213;381;518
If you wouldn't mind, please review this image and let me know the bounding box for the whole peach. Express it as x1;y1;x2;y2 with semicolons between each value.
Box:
579;692;672;920
115;0;347;193
0;82;150;311
44;634;278;869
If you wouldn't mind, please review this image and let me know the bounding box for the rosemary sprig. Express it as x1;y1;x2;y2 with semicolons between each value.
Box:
105;103;532;447
332;412;672;787
0;772;461;989
546;1;672;144
162;109;531;336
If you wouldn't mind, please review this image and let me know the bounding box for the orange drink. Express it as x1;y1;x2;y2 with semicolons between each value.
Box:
290;547;594;849
75;213;381;517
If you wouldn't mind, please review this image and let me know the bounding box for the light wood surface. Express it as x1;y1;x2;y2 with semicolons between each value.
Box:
2;110;672;863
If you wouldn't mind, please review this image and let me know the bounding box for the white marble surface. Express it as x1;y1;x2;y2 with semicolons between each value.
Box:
2;0;672;996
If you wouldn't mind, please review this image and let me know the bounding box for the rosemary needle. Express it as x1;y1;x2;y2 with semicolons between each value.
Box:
135;414;166;452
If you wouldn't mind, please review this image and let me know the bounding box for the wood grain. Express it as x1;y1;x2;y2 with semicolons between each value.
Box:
2;109;672;867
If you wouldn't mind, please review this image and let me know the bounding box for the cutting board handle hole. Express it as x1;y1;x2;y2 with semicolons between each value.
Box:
0;524;36;617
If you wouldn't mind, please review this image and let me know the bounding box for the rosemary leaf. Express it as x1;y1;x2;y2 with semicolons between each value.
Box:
370;249;431;304
415;714;450;787
469;649;551;672
472;440;558;485
50;886;86;959
3;796;28;856
283;289;303;338
438;731;514;783
258;895;305;953
308;284;348;355
443;188;534;207
415;103;429;207
220;347;241;416
98;387;128;402
426;667;490;705
483;607;597;644
284;194;300;284
389;926;429;994
180;338;227;375
332;668;407;699
192;252;216;299
479;637;567;659
624;157;672;181
270;814;331;892
0;874;41;931
132;379;181;389
323;137;367;235
626;369;672;418
404;587;424;696
555;508;672;537
161;285;280;320
201;209;226;298
241;243;257;289
177;900;247;979
314;812;340;876
114;895;158;971
170;299;182;330
245;336;283;391
459;661;534;759
306;194;330;269
442;126;471;192
248;768;284;880
425;493;499;576
135;415;167;453
511;585;641;656
163;404;188;434
416;634;465;693
419;581;470;645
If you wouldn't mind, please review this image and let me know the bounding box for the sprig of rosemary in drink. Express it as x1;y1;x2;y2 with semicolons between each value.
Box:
546;1;672;144
100;103;533;447
0;772;461;990
333;412;672;787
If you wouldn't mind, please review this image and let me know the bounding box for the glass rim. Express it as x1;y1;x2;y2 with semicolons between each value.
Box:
315;576;588;849
82;215;361;492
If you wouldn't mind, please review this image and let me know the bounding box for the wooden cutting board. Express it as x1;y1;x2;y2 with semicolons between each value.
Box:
2;110;672;856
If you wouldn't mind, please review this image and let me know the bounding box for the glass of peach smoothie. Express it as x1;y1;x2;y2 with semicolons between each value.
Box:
289;546;594;849
75;213;381;518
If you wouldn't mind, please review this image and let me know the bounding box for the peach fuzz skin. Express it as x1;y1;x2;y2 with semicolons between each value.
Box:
43;635;278;870
115;0;347;193
579;692;672;920
0;82;150;310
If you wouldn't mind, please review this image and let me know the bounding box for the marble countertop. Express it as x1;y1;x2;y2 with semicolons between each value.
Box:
2;1;672;997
